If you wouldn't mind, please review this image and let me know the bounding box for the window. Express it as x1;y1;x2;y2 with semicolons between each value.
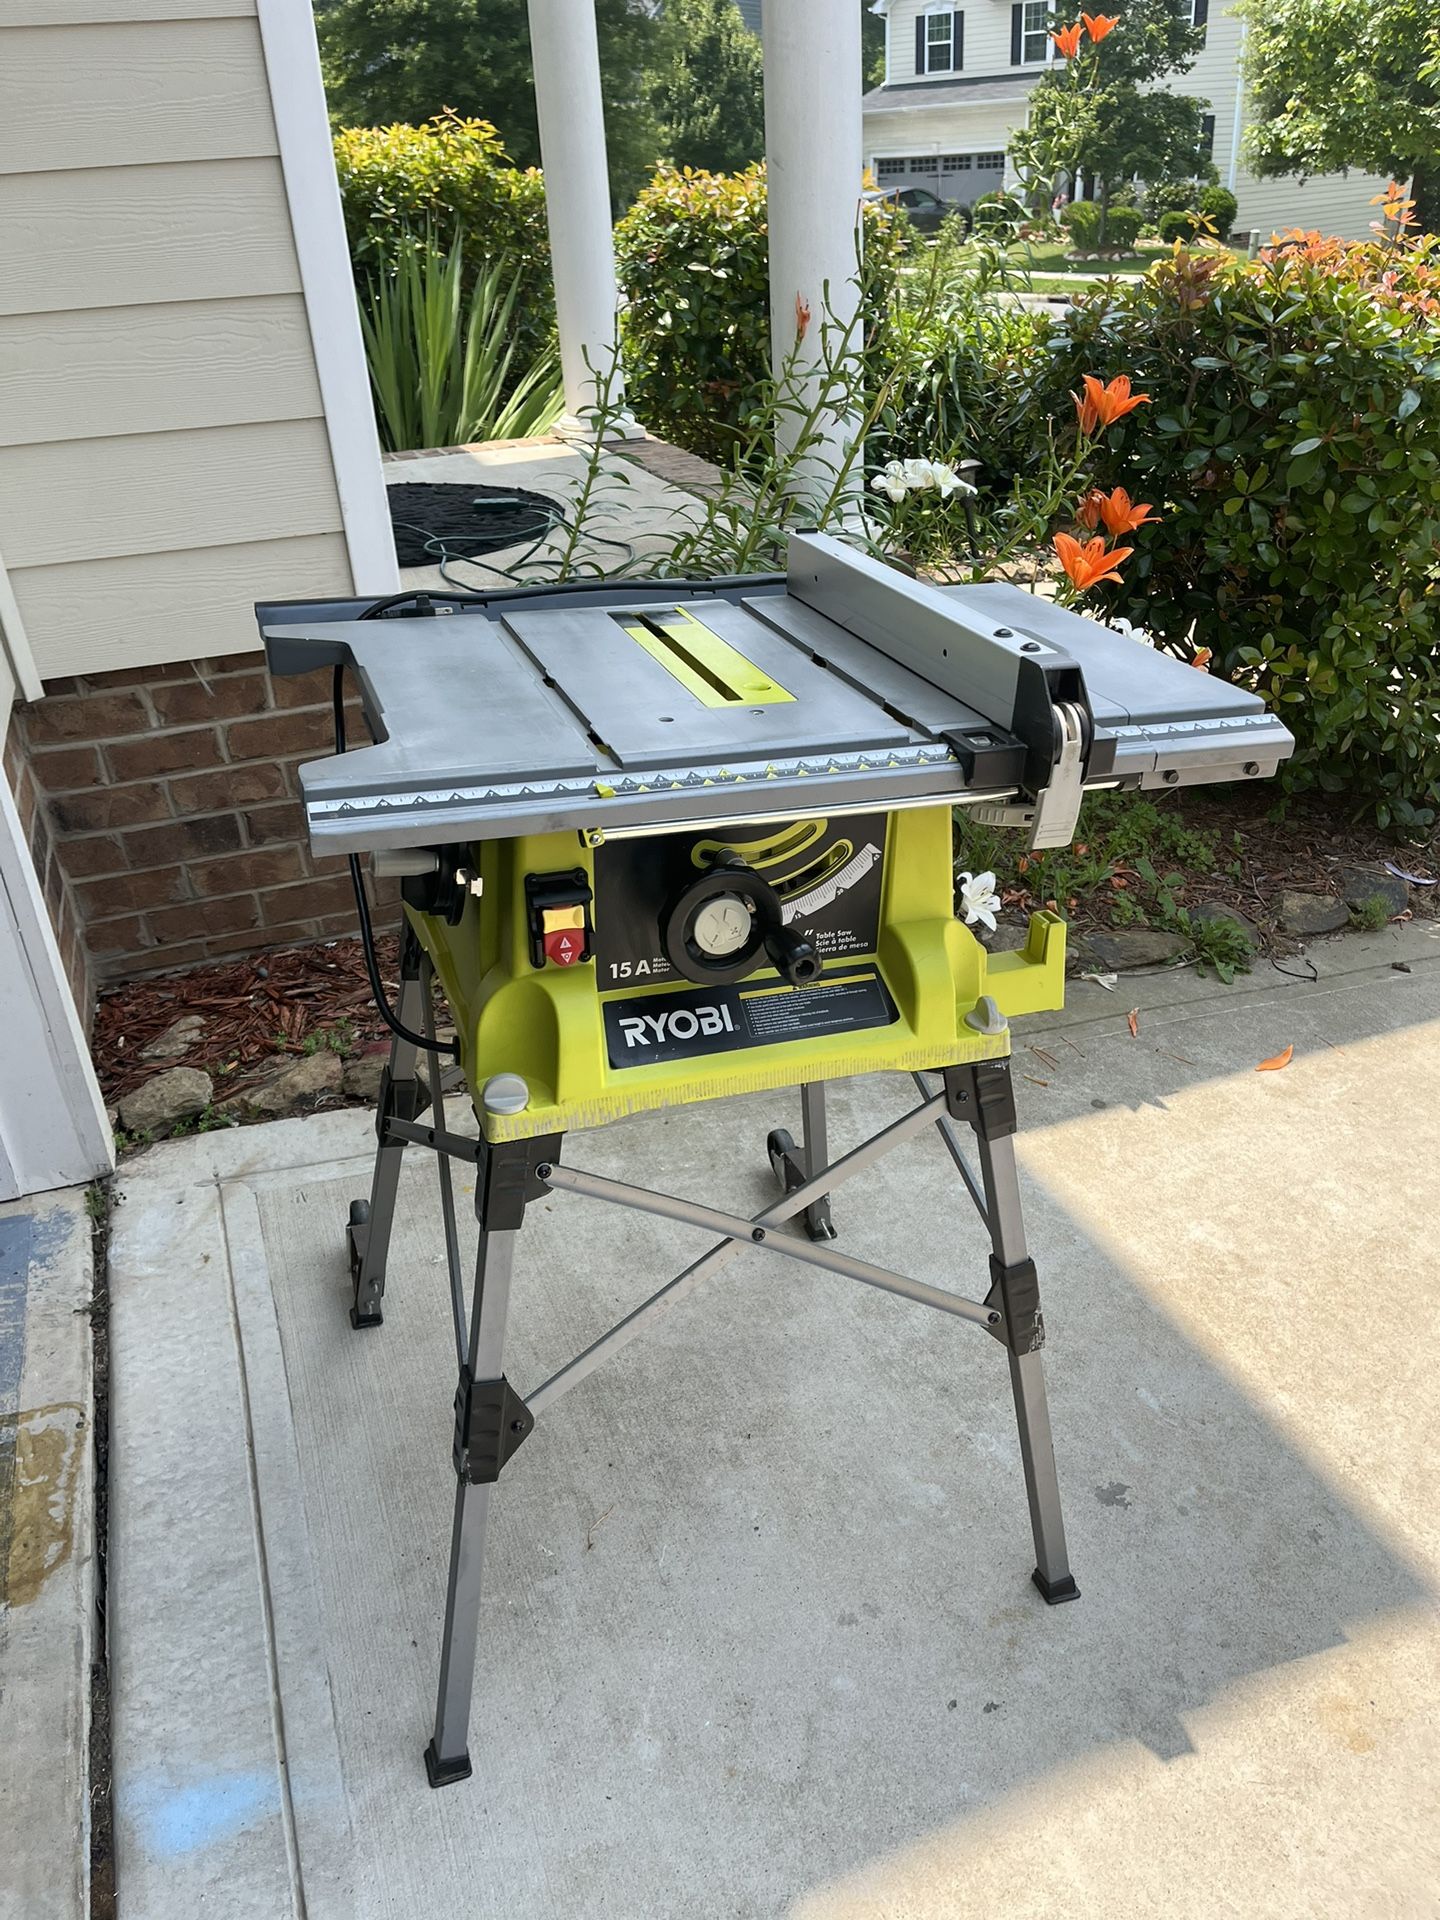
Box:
1192;0;1210;26
1200;113;1216;159
1015;0;1051;65
876;157;908;179
941;153;973;173
975;151;1006;170
915;8;962;74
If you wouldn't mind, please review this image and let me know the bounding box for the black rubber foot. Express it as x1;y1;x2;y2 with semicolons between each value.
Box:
1032;1567;1081;1605
805;1212;838;1243
424;1740;473;1788
349;1305;384;1330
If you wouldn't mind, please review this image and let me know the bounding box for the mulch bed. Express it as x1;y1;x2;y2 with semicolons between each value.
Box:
93;932;407;1107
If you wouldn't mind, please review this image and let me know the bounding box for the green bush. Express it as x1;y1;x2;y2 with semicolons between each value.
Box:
333;117;553;357
357;233;563;454
1061;201;1104;248
971;190;1027;237
614;164;906;462
889;295;1053;496
1158;209;1203;243
1198;185;1238;242
1046;247;1440;826
1147;179;1202;225
1103;206;1145;251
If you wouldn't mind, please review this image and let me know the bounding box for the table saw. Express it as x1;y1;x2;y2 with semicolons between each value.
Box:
259;532;1293;1787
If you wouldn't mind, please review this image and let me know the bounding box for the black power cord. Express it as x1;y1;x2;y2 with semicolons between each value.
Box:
335;593;461;1061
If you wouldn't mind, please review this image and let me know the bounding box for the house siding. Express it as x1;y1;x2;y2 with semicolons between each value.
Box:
866;0;1391;238
0;8;354;684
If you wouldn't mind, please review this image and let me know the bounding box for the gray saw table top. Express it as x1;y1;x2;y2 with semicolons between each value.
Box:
259;534;1292;854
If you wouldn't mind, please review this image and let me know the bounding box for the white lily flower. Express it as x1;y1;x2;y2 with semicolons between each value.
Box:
870;460;910;503
901;457;938;488
1106;616;1156;646
927;460;978;499
958;869;1000;932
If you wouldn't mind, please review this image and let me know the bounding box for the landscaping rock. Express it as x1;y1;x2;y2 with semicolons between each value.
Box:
342;1050;389;1102
105;1105;119;1132
1339;865;1409;920
221;1052;343;1117
1192;901;1262;951
139;1013;207;1062
978;923;1030;956
118;1067;213;1133
1080;927;1189;971
1275;891;1349;937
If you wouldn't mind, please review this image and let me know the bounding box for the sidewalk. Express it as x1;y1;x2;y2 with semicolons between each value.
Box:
0;1188;94;1920
106;920;1440;1918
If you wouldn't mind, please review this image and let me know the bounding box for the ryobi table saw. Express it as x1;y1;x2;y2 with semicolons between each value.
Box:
259;532;1293;1788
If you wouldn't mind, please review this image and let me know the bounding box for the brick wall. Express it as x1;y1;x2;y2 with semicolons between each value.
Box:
8;654;382;989
3;714;90;1014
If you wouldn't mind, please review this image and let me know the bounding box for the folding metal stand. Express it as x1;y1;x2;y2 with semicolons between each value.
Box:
346;928;1078;1789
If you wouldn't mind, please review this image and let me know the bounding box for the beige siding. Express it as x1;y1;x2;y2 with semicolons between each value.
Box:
0;20;277;174
0;295;323;448
0;0;253;20
0;421;342;569
0;0;359;681
0;159;300;318
7;533;354;678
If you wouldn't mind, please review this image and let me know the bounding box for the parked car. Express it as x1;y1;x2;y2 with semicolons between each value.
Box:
865;186;969;240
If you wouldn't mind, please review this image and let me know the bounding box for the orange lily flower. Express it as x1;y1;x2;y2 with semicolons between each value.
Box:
1096;486;1160;535
1191;647;1213;670
1072;373;1151;434
1052;21;1084;57
1055;532;1133;591
1083;12;1118;40
1076;489;1107;530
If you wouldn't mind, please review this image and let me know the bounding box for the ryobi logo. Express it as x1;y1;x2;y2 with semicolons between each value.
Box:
616;1003;737;1049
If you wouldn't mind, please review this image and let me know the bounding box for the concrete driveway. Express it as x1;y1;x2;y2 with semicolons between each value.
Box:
105;921;1440;1919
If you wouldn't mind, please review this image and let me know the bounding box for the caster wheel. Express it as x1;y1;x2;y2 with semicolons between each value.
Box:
766;1128;796;1185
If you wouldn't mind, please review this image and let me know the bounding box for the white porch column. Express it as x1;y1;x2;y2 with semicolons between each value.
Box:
762;0;864;506
526;0;640;439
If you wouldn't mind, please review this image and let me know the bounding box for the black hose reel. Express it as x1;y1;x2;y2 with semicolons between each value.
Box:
659;852;821;988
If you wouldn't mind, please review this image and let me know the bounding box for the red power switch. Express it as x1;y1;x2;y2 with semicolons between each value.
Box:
543;925;586;966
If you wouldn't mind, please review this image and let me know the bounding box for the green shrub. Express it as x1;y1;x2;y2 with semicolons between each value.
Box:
333;117;553;358
972;190;1027;237
358;233;563;453
1147;179;1201;225
1158;209;1203;243
1061;201;1104;248
1046;245;1440;826
1198;185;1238;242
1103;206;1145;251
889;295;1053;495
614;164;906;462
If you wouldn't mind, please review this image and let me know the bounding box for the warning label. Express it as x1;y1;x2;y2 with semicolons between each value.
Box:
603;967;897;1069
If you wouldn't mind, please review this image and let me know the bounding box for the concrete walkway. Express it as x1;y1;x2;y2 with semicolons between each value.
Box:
0;1187;94;1920
106;921;1440;1918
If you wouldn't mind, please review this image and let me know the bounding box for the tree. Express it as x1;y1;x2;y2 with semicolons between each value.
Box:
317;0;665;203
1239;0;1440;233
1010;1;1211;234
651;0;765;174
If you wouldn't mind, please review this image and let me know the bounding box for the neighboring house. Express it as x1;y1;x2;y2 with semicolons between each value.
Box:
863;0;1392;241
0;0;398;1197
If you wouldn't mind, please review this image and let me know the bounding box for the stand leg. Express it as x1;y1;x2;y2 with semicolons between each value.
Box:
347;929;428;1329
766;1083;837;1242
425;1216;532;1786
971;1091;1078;1605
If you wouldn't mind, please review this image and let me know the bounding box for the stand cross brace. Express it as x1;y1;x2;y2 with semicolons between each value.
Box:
536;1161;995;1333
525;1090;947;1418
